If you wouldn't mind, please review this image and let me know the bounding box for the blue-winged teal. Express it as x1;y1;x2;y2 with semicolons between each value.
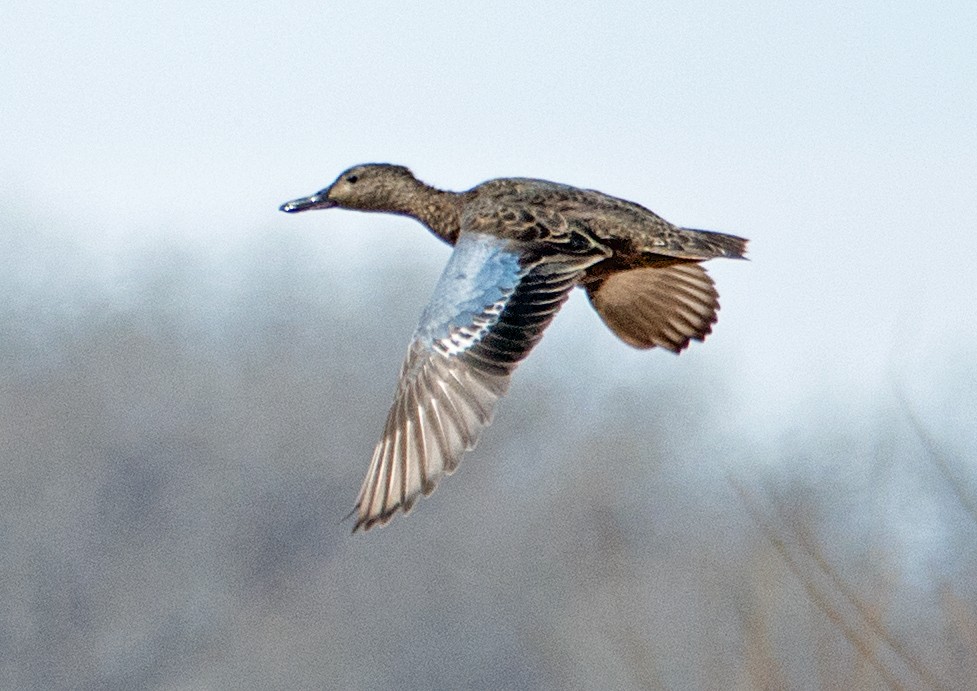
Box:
281;164;747;531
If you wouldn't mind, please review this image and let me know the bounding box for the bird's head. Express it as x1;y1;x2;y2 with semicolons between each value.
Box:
279;164;421;214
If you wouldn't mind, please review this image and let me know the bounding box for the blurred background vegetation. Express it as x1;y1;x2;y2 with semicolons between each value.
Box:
3;2;976;688
3;214;974;689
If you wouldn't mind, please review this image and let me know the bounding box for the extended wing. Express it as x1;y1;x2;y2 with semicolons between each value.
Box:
351;232;599;530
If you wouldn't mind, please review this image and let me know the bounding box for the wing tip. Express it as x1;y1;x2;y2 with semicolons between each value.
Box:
348;479;433;533
350;503;400;533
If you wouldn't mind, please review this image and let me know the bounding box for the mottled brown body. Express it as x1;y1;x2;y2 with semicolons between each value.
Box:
280;163;747;530
322;170;747;273
464;178;744;261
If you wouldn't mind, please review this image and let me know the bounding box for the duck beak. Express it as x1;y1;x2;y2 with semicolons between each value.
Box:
279;193;336;213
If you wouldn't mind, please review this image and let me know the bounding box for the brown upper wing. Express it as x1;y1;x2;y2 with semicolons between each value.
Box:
586;262;721;353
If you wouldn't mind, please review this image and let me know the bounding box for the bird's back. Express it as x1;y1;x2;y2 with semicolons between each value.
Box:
466;177;747;262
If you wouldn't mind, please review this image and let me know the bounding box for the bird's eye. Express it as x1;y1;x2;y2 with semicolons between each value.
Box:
346;175;359;184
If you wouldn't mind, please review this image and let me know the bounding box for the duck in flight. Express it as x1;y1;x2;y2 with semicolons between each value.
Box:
280;164;747;531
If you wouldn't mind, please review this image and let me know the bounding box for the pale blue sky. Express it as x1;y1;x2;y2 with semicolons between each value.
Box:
3;1;976;444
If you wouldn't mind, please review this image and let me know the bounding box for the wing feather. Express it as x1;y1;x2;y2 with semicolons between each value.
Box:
586;262;721;353
351;232;598;530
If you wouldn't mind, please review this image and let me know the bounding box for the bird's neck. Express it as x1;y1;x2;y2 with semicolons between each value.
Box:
390;184;462;246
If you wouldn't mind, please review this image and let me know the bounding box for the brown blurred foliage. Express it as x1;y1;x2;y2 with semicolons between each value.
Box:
1;220;975;689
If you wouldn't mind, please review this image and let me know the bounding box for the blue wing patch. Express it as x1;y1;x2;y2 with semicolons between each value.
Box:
414;232;523;354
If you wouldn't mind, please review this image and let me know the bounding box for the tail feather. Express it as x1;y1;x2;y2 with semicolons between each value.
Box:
675;228;748;260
